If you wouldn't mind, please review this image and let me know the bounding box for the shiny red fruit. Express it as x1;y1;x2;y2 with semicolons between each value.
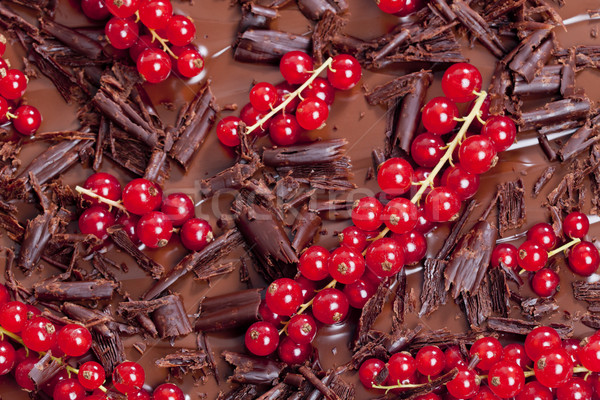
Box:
161;192;194;226
441;63;482;103
280;51;313;84
421;97;459;135
424;186;461;222
136;211;172;248
365;238;404;277
180;217;213;251
245;321;279;356
488;361;525;398
299;245;330;281
216;116;242;147
312;288;349;324
295;97;329;130
112;361;145;394
327;54;361;90
377;157;414;196
265;278;303;316
122;178;162;215
78;206;116;241
481;116;517;152
328;246;366;284
568;241;600;276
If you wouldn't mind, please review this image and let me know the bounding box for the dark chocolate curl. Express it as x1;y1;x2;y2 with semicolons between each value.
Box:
34;279;117;301
291;207;322;253
508;30;553;82
451;0;506;57
17;208;56;273
234;30;311;64
364;70;425;106
29;352;64;390
394;70;433;154
40;19;104;59
513;65;561;97
518;97;591;131
558;117;600;162
297;0;348;21
107;226;164;279
195;288;261;332
223;351;286;385
262;139;347;167
152;294;193;339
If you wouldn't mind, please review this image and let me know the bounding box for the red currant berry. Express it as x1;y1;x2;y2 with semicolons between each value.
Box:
269;113;302;146
122;178;162;215
535;349;573;388
22;317;57;352
422;97;459;135
415;205;436;234
14;357;37;390
58;324;92;357
376;0;405;14
117;213;140;244
359;358;386;389
280;51;313;84
105;0;139;17
527;223;557;251
245;321;279;356
0;340;15;375
153;383;185;400
128;389;151;400
444;346;467;372
562;338;581;365
581;338;600;372
161;193;194;226
459;135;498;174
416;346;445;377
481;116;516;152
441;164;480;200
442;63;482;103
516;381;552;400
388;352;416;384
240;102;270;136
295;275;316;303
410;167;440;199
266;278;303;316
112;361;145;394
327;54;361;90
488;360;525;398
105;17;139;49
382;197;418;234
328;246;366;284
129;35;161;62
568;241;600;276
166;15;195;46
447;368;480;399
0;96;9;124
0;301;27;332
563;211;589;239
137;211;172;248
351;196;383;231
137;48;172;83
78;206;116;242
249;82;278;112
299;245;330;281
531;268;560;297
287;314;317;344
475;386;501;400
78;361;105;390
517;240;548;272
503;343;532;369
12;105;41;136
274;81;300;113
301;77;335;105
365;238;404;277
470;337;503;371
296;97;329;130
312;288;349;324
343;278;377;308
467;96;491;131
81;0;111;20
556;377;593;400
393;230;427;265
377;157;414;196
176;48;204;78
83;172;121;207
258;300;284;327
424;186;461;222
180;217;213;252
491;243;518;269
525;326;561;361
0;283;8;307
278;336;312;365
411;133;445;168
0;69;27;100
216;116;241;147
339;226;368;251
138;0;172;29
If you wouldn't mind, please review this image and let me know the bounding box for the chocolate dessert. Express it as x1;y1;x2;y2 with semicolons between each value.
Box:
0;0;599;399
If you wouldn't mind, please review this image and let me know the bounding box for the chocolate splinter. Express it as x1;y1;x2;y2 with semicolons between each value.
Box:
195;288;261;332
34;279;117;302
223;351;286;385
107;226;164;279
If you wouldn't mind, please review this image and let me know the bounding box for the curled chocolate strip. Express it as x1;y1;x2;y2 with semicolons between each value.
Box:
107;226;164;279
365;70;427;106
297;0;348;21
34;279;117;302
451;0;506;57
28;352;64;390
508;30;553;82
199;155;262;199
195;288;262;332
394;71;433;154
513;65;561;97
263;139;347;167
291;206;322;253
497;179;526;236
152;294;193;339
533;166;556;198
234;30;311;64
239;3;278;33
312;10;345;64
558;115;600;162
518;97;591;131
40;19;104;60
223;351;286;385
354;281;389;350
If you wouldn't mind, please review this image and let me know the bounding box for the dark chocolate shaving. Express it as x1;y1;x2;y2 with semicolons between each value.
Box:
509;31;554;83
451;0;506;57
398;369;458;400
298;366;341;400
291;206;322;253
223;351;286;385
533;166;556;198
410;328;480;350
520;297;559;319
155;349;208;375
234;30;311;64
34;279;117;302
151;294;193;339
40;19;104;60
513;65;561;97
239;3;278;33
312;10;345;64
497;178;526;237
354;281;389;350
459;279;493;327
488;60;512;115
199;156;262;199
263;139;347;167
489;268;510;317
28;352;64;390
217;385;258;400
487;317;573;338
392;269;407;330
365;70;429;106
573;281;600;302
537;133;558;162
195;288;261;332
17;206;63;273
297;0;348;21
582;314;600;330
256;383;292;400
518;97;591;131
558;115;600;162
107;226;164;279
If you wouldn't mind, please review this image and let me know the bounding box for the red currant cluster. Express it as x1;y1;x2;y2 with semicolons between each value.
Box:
375;0;424;16
360;325;600;400
0;35;42;136
84;0;204;83
77;173;213;251
216;51;362;147
492;211;598;298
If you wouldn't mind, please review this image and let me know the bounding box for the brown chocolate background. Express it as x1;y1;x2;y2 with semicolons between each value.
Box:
1;0;600;398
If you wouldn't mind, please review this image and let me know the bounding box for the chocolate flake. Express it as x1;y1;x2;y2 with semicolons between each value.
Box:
488;317;573;338
298;366;341;400
223;351;286;385
497;178;526;237
518;97;591;131
291;206;322;253
451;0;506;57
573;281;600;302
365;70;428;106
155;349;208;375
533;166;556;198
582;314;600;330
354;281;389;349
459;278;493;327
234;30;311;64
195;288;261;332
558;115;600;162
217;385;258;400
399;369;458;400
34;279;117;302
107;226;164;279
297;0;348;21
28;352;64;390
263;139;347;167
513;65;561;97
312;10;345;64
489;268;510;317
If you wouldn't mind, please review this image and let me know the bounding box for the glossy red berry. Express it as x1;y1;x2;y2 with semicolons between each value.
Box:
0;340;15;375
0;69;27;100
166;15;195;46
287;314;317;344
129;35;161;62
394;230;427;265
0;284;8;308
365;238;404;277
563;211;589;239
78;206;116;242
343;279;377;308
352;196;383;231
415;205;436;234
153;383;185;400
105;17;139;49
116;214;140;244
410;167;439;199
488;360;525;398
14;357;37;390
258;300;284;327
531;268;560;297
525;326;561;361
78;361;105;390
424;186;461;222
518;240;548;272
245;321;279;356
416;345;445;377
327;54;361;90
176;48;204;78
301;77;335;105
516;381;552;400
422;97;459;135
475;386;501;400
481;116;516;152
339;226;368;251
491;243;518;269
447;368;480;399
105;0;139;17
22;317;57;352
442;63;482;103
128;389;151;400
295;97;329;130
458;135;497;174
161;193;194;226
137;48;171;83
382;197;418;234
122;178;162;215
180;217;213;252
527;223;557;251
359;358;386;389
328;246;366;284
299;245;330;281
269;113;302;146
274;81;300;113
58;324;92;357
81;0;111;20
470;337;503;371
444;346;466;372
562;338;581;365
556;378;593;400
112;361;145;394
280;51;313;84
266;278;303;316
0;96;8;124
534;349;573;388
12;105;42;136
377;157;414;196
53;378;86;400
376;0;405;14
250;82;278;112
568;241;600;276
0;301;28;332
580;338;600;372
83;172;121;207
312;288;349;324
387;352;416;384
216;116;242;147
240;102;270;136
138;0;172;29
502;342;534;368
441;164;480;200
136;211;172;248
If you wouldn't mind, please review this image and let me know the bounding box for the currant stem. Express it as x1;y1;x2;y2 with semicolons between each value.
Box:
245;57;334;136
548;237;581;258
0;326;108;392
278;279;337;335
133;11;178;58
75;185;127;212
